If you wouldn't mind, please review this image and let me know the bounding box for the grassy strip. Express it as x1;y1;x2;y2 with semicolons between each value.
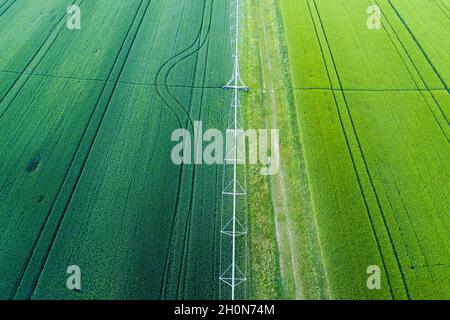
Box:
279;0;450;299
243;0;331;299
242;0;282;300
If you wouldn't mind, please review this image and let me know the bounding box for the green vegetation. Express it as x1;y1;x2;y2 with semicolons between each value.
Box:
277;0;449;299
0;0;448;300
0;0;230;299
243;0;330;299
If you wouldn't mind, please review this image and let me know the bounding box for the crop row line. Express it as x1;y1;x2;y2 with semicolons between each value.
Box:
0;0;84;121
156;0;202;298
305;0;398;298
312;0;414;299
48;0;155;281
155;0;205;298
12;0;152;299
172;2;213;299
153;0;198;298
388;0;449;94
155;0;215;299
0;0;16;17
0;68;222;89
178;1;216;299
440;0;450;12
292;87;448;92
391;178;435;280
307;0;399;300
312;0;413;299
1;0;88;299
173;0;215;298
306;0;398;299
30;0;155;296
373;0;449;143
432;0;450;20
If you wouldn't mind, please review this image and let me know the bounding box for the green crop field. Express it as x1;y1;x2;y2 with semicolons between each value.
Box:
0;0;448;301
243;0;449;300
0;0;232;300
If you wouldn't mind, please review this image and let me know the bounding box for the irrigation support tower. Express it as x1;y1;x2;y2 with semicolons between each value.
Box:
220;0;249;301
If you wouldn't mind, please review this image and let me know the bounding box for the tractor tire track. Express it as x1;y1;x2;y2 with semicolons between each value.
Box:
366;6;450;274
372;0;449;274
310;0;411;299
162;1;215;298
372;0;449;141
306;0;397;299
12;0;151;299
178;7;215;298
156;0;214;298
0;0;17;17
2;0;88;298
440;0;450;12
0;0;84;120
432;0;450;20
155;0;209;297
154;0;207;130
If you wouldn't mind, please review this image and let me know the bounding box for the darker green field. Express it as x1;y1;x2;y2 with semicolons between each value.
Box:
275;0;449;299
0;0;231;299
0;0;448;301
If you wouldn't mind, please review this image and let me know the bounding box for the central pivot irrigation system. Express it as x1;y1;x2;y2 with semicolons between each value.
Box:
220;0;249;300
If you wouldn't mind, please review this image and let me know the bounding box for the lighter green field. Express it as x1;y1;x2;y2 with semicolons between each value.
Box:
0;0;231;299
244;0;449;300
0;0;448;301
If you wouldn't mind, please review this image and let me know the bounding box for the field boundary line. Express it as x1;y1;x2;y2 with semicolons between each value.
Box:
154;0;214;299
178;0;216;298
12;0;152;299
0;68;223;89
219;0;249;301
271;0;331;299
29;0;153;297
310;0;411;299
0;0;84;121
387;0;449;94
307;0;397;298
373;0;449;141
